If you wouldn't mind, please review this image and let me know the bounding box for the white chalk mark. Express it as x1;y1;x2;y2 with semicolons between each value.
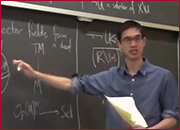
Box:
59;40;72;53
34;80;42;94
76;22;81;129
1;72;10;80
13;104;22;119
86;33;95;38
1;40;10;94
137;1;151;14
92;47;121;68
106;4;110;8
104;30;110;44
81;1;84;10
52;43;57;48
92;1;105;11
95;34;103;39
13;101;39;120
92;49;97;68
31;43;45;55
102;50;109;64
1;22;23;35
110;34;117;43
93;47;119;50
129;1;135;15
39;110;59;115
1;40;3;51
28;20;48;39
76;23;79;74
53;25;68;42
96;51;105;64
61;105;73;119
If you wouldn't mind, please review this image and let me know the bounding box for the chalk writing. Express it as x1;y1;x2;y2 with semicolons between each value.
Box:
1;40;10;94
81;1;84;10
1;22;23;35
112;1;128;11
104;30;116;45
13;101;39;120
61;105;73;119
39;104;73;119
31;43;45;55
39;110;59;115
92;47;120;68
52;25;72;53
59;39;72;53
137;1;151;14
53;25;67;42
28;20;48;39
92;1;105;11
82;1;151;15
86;30;117;45
129;1;135;14
13;102;74;121
34;79;42;94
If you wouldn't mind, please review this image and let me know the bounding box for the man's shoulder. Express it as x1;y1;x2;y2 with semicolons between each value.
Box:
108;66;123;73
148;62;171;76
109;66;120;71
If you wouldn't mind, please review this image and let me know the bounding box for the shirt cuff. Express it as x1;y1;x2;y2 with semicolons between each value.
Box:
70;77;81;95
162;110;179;120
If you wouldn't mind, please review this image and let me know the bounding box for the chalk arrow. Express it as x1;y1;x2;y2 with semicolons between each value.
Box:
39;110;59;116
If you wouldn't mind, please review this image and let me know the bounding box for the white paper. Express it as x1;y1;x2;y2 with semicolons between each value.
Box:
105;95;148;127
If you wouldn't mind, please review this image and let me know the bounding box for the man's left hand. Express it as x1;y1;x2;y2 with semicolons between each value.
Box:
133;124;146;129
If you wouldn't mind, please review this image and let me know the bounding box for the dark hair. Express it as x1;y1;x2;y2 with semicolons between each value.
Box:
116;20;145;41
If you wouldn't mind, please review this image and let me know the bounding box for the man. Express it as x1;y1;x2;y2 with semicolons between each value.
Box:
13;20;179;129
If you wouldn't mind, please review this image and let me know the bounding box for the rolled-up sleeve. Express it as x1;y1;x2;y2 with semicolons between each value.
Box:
160;71;179;120
70;70;111;95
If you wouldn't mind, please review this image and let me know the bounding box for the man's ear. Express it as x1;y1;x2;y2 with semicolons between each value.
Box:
117;40;122;49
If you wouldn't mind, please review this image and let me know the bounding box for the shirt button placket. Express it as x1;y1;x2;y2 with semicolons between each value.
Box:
130;78;135;96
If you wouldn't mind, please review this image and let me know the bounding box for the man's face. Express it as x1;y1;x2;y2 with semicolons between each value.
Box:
118;27;146;61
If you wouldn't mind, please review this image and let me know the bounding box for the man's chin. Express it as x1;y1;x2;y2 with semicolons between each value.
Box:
127;55;141;61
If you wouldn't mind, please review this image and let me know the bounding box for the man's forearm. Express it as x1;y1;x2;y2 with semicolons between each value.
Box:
34;71;72;91
148;118;177;129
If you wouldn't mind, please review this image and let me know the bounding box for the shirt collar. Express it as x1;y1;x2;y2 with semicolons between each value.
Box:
121;58;150;76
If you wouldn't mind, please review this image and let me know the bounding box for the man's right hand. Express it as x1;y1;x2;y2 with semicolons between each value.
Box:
13;59;72;91
13;59;37;78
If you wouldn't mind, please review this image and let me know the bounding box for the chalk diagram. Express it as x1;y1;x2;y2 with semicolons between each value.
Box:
1;40;10;94
92;47;120;68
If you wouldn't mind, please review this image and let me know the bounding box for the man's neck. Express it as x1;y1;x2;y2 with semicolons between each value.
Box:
126;57;144;76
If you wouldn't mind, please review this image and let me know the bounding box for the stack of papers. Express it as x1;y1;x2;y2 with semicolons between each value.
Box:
105;95;148;128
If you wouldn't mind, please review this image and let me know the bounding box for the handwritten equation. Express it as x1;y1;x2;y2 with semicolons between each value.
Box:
86;30;117;45
13;100;74;121
92;47;120;68
82;1;151;15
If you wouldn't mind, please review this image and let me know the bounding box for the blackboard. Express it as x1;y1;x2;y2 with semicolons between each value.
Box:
1;5;179;129
1;1;179;31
